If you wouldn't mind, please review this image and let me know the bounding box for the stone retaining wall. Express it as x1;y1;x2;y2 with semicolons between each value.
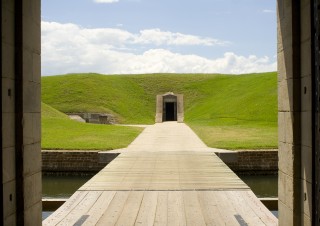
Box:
42;150;278;173
215;150;278;174
42;150;119;172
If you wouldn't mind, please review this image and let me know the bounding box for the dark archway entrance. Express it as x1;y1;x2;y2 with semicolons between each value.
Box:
162;95;177;121
155;92;184;123
164;102;177;121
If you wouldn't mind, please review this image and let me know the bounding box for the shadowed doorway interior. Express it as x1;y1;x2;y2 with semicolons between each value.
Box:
164;102;176;121
163;94;177;121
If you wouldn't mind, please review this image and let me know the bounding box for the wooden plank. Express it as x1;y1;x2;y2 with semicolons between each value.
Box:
82;191;116;226
42;191;88;226
79;151;249;191
224;191;265;226
208;191;240;225
154;191;168;226
57;191;102;226
96;191;129;226
115;191;144;226
197;191;224;226
167;191;186;226
135;191;158;226
241;191;278;225
182;191;206;226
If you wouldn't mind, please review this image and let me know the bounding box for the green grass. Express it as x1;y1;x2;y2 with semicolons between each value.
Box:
42;73;152;124
189;124;277;149
41;102;143;150
183;73;278;149
42;72;277;150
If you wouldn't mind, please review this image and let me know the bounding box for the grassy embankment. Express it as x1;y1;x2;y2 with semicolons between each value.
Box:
42;102;143;150
42;72;277;150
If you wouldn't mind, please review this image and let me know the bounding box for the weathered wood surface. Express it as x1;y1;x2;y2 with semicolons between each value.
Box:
80;151;249;191
43;122;278;225
44;190;277;226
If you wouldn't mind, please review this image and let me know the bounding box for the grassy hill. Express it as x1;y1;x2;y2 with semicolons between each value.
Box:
41;102;143;150
42;72;277;149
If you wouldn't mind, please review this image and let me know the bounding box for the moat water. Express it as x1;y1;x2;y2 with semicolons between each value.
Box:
42;173;278;220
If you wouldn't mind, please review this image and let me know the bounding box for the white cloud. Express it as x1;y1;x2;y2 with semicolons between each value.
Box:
41;21;276;75
133;29;228;46
262;9;275;13
42;21;228;49
94;0;119;3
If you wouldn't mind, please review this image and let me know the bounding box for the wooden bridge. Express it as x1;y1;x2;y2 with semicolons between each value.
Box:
43;122;278;226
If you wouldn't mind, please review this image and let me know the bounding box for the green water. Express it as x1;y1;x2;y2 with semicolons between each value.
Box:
42;174;93;198
42;174;278;199
239;174;278;198
42;174;93;221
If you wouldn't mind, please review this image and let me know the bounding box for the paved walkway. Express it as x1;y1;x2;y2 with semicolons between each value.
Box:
43;122;278;226
109;122;227;153
126;122;214;152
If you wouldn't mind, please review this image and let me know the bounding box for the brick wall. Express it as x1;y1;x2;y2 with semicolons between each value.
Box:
42;150;278;173
216;150;278;173
42;151;118;172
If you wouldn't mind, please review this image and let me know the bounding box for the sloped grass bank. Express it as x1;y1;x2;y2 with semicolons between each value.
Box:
42;103;143;150
184;73;278;149
42;72;277;150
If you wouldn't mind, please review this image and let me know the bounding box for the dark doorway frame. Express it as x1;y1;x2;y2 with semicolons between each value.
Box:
14;0;25;225
0;0;3;224
312;0;320;224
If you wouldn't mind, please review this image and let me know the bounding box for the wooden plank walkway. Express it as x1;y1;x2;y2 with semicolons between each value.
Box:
43;122;278;226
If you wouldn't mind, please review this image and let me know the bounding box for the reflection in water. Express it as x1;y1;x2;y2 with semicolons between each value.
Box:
238;174;278;218
42;173;93;198
42;173;93;220
271;211;279;218
42;174;278;198
42;211;54;220
238;174;278;198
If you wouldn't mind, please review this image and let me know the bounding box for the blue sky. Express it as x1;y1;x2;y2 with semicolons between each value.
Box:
41;0;276;75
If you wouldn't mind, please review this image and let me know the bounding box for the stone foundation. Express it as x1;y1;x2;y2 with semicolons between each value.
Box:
42;151;119;172
42;150;278;173
67;113;117;124
216;150;278;174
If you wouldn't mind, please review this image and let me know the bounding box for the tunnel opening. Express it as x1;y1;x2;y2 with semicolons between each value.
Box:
156;92;183;123
164;102;177;121
162;94;177;122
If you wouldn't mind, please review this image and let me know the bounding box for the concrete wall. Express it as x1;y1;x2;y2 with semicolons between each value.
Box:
68;113;116;124
277;1;312;225
299;2;313;225
155;93;184;123
155;95;163;123
176;94;184;122
2;0;42;225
